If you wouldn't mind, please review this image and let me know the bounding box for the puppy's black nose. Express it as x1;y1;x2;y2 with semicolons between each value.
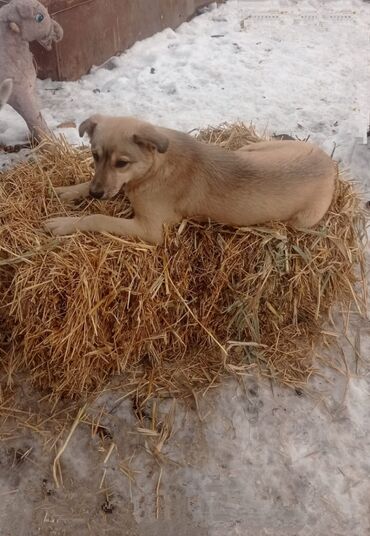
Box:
90;189;104;199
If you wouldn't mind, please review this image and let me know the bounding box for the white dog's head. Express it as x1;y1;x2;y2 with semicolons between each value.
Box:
4;0;63;50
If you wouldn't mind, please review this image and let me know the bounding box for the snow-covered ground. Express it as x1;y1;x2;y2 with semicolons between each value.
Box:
0;1;369;535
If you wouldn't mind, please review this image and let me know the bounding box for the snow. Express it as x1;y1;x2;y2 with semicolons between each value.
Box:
0;1;369;535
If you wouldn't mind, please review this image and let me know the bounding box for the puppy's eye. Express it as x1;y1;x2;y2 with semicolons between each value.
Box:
115;160;129;169
35;13;44;23
92;152;99;161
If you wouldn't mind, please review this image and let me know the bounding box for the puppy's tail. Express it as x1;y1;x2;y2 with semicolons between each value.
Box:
0;79;13;109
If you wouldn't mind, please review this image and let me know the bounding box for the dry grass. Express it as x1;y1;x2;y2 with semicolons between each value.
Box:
0;124;367;401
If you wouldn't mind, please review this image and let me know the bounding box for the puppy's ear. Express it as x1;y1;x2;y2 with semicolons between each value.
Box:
79;115;101;139
16;1;34;18
133;126;169;154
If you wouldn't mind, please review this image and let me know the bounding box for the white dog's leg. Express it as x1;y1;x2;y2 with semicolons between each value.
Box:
53;182;91;202
9;91;51;141
44;215;164;245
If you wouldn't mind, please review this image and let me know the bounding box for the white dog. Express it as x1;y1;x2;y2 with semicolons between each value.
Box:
0;0;63;139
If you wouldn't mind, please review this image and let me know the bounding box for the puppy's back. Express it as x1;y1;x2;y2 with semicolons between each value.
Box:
237;140;336;185
183;138;337;228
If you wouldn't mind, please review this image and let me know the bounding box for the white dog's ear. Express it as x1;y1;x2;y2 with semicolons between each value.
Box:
16;1;34;19
0;79;13;108
79;115;101;139
9;21;20;33
133;126;169;154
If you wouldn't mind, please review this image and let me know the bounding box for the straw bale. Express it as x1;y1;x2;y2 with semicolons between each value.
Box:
0;125;366;399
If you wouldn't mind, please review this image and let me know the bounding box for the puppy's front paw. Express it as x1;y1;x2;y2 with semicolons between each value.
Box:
44;216;80;236
54;185;84;203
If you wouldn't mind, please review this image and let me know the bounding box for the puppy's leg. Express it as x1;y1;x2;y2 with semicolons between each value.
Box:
289;182;335;228
54;181;91;203
44;215;163;245
289;201;331;228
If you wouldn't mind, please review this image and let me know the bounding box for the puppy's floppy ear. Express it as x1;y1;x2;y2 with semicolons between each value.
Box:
16;1;34;18
133;126;169;154
79;115;102;139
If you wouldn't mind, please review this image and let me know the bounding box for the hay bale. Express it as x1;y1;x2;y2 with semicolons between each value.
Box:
0;125;366;399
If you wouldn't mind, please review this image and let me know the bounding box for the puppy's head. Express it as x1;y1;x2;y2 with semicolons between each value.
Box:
79;115;169;199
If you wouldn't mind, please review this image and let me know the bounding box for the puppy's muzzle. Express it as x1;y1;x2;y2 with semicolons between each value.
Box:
90;188;104;200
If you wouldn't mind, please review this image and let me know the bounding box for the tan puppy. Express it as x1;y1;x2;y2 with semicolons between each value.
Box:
45;115;337;244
